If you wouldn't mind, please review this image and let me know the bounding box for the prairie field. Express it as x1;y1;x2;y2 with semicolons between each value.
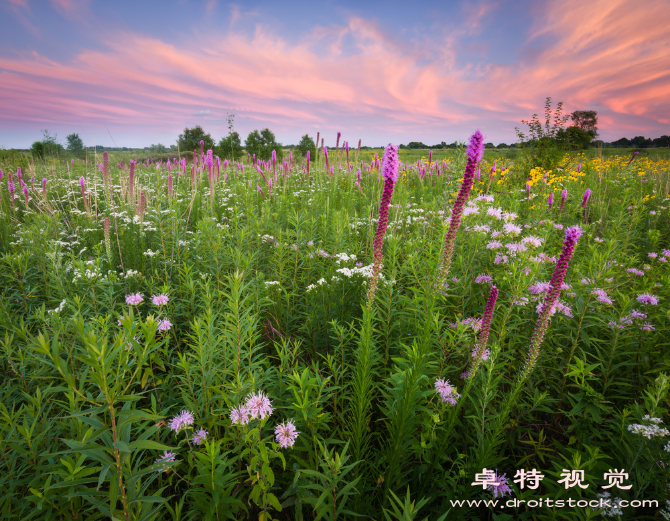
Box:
1;139;670;521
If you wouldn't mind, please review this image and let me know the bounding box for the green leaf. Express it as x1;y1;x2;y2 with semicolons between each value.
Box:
129;440;174;451
113;441;131;453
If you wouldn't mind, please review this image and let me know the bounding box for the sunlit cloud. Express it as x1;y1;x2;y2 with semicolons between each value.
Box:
0;0;668;147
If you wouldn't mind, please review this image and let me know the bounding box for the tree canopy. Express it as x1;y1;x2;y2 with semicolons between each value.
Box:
244;128;283;161
570;110;598;138
66;133;84;152
217;131;244;160
295;134;316;161
177;125;215;156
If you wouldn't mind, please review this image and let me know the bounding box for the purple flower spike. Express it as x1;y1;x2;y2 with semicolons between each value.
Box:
548;193;554;209
522;226;582;380
627;151;639;166
438;130;485;286
526;183;531;198
560;189;567;212
581;188;591;208
79;176;86;199
42;178;47;199
366;143;399;309
470;285;499;374
103;151;109;182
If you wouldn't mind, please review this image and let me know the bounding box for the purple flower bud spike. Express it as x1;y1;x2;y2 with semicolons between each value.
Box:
366;143;399;309
521;226;582;380
559;189;567;212
581;188;591;208
437;130;484;287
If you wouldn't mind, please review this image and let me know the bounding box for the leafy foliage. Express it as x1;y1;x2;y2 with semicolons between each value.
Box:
0;144;669;520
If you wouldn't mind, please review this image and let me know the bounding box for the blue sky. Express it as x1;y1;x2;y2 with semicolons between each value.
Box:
1;0;668;149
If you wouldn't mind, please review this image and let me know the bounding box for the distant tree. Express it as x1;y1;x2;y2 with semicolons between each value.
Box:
66;133;84;152
295;134;316;161
485;142;495;149
570;110;598;139
407;141;427;149
653;135;670;147
496;143;508;149
31;129;64;158
612;137;631;148
217;131;244;160
30;141;44;157
558;126;592;150
177;125;215;155
149;143;167;152
630;136;652;148
244;128;283;160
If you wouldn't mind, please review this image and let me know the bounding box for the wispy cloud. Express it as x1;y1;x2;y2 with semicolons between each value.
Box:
0;0;668;145
204;0;218;14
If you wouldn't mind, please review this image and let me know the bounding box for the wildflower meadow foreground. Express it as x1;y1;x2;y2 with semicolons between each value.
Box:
1;134;670;520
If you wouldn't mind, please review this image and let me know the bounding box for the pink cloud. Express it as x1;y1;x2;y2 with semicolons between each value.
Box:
0;0;668;144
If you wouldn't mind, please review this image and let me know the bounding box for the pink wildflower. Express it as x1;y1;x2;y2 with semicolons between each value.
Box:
125;293;144;305
275;420;299;449
245;391;273;420
169;410;194;432
435;378;460;405
152;293;169;306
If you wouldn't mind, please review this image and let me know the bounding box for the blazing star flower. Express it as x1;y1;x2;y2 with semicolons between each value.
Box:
366;143;399;309
548;193;554;209
637;293;659;305
169;410;194;432
275;420;299;449
125;293;144;305
152;293;169;306
245;391;273;420
437;130;484;286
581;188;591;208
435;378;460;405
192;428;208;445
559;189;567;212
522;226;582;380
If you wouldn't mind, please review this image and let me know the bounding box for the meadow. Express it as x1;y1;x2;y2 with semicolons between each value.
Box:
1;135;669;521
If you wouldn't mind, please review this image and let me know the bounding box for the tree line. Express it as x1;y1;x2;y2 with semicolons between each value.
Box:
24;111;670;161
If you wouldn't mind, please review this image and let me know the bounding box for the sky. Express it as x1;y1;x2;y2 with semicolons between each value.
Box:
1;0;669;149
